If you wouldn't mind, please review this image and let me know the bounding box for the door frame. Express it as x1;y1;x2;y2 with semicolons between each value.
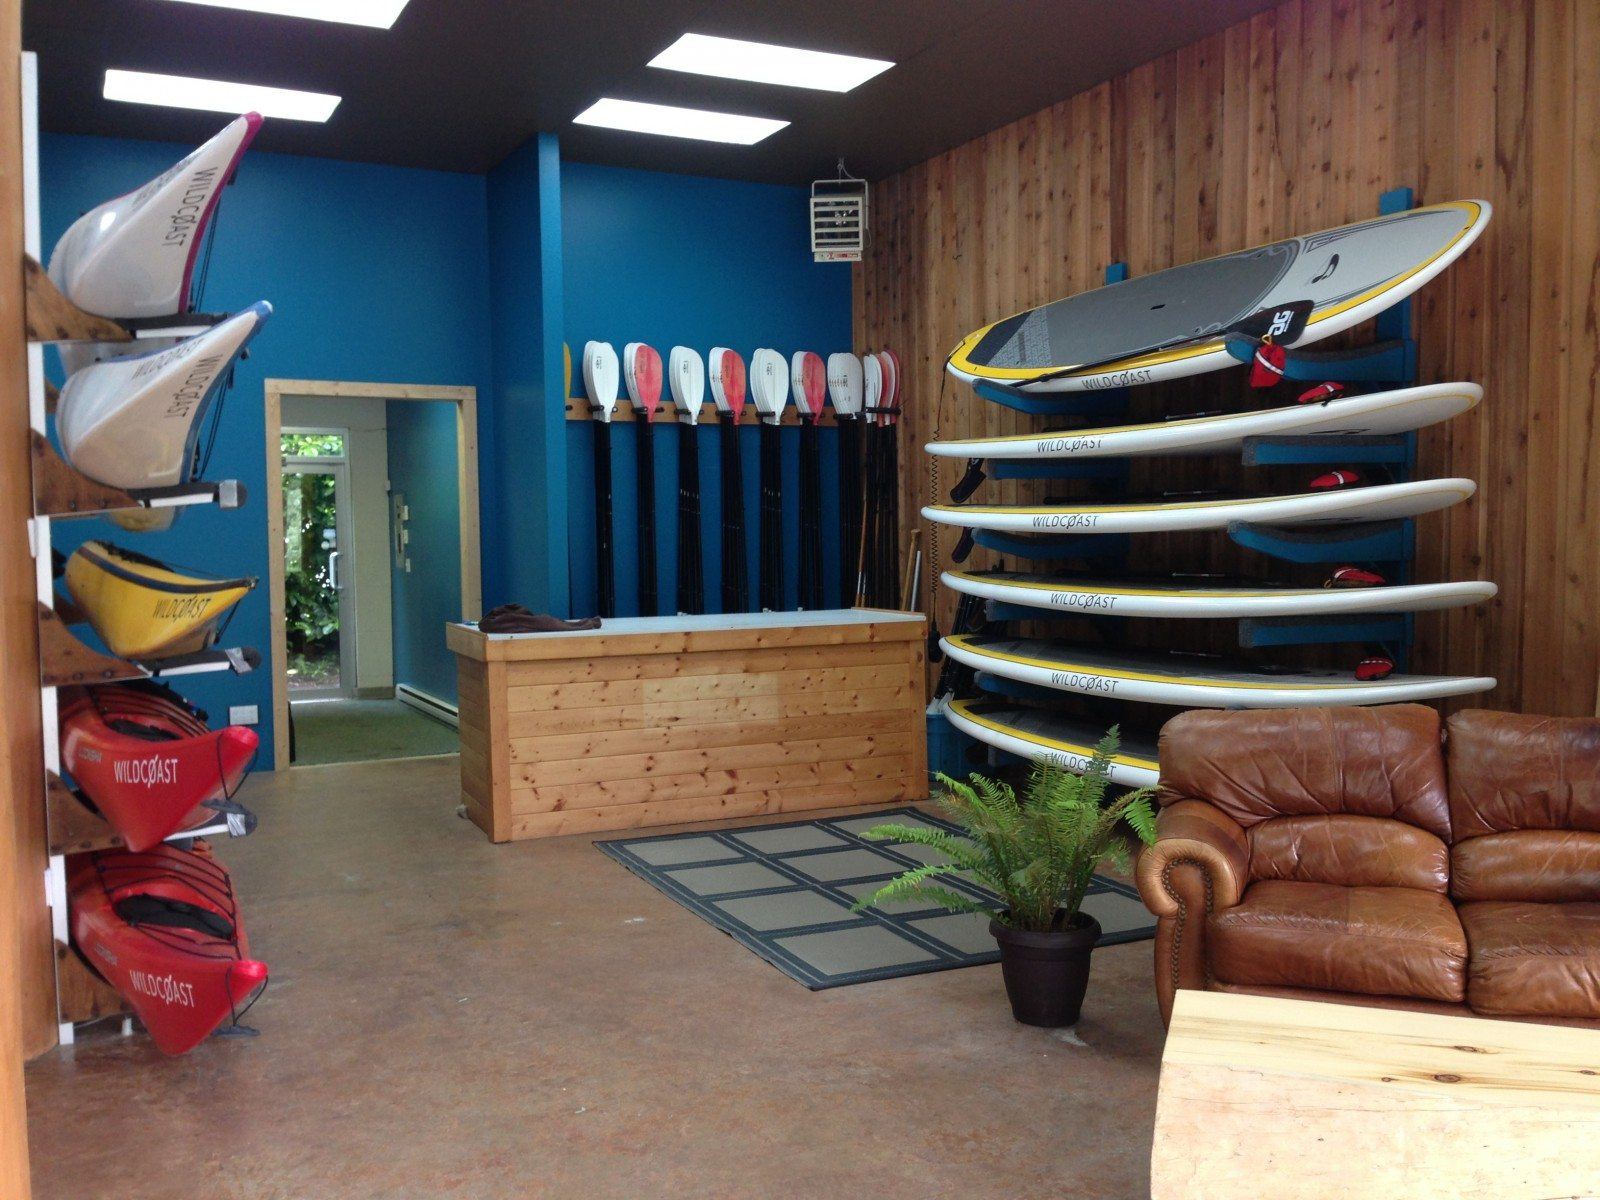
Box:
280;429;357;698
264;379;482;771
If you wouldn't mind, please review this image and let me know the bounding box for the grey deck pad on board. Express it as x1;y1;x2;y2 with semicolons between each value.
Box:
596;807;1155;990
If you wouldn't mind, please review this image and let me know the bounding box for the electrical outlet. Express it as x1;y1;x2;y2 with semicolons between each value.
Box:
229;705;260;725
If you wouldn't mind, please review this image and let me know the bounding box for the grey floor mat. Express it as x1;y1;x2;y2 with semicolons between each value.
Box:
597;807;1156;989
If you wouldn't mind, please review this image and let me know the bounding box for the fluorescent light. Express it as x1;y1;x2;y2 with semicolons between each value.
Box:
103;69;341;123
649;33;893;93
573;98;787;145
158;0;412;28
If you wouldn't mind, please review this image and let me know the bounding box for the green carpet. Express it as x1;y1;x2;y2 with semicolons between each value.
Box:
290;698;458;765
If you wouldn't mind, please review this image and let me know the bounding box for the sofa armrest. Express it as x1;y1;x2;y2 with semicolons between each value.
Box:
1135;802;1250;1024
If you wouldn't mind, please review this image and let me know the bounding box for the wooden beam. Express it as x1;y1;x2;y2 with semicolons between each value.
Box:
1;2;41;1191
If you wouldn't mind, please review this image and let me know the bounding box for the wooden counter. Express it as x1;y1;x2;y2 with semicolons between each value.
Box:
448;609;928;841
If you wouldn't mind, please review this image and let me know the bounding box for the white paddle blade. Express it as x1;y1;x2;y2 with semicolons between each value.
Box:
669;346;706;424
583;341;621;421
877;350;899;408
862;353;883;422
827;352;864;416
751;348;789;420
790;351;825;418
708;344;732;413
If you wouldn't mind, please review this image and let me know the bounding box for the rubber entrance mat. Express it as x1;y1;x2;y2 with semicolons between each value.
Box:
596;807;1156;989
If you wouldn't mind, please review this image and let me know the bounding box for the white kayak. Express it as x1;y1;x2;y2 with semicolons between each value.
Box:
48;113;260;322
941;697;1161;787
942;634;1496;707
55;303;270;492
947;199;1489;393
926;382;1482;460
942;569;1498;618
923;478;1474;535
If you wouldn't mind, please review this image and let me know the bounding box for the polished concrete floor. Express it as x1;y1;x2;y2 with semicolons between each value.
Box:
26;756;1167;1200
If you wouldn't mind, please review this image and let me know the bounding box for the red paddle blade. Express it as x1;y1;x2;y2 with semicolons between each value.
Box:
721;350;747;421
632;344;663;416
1356;656;1396;681
800;352;826;420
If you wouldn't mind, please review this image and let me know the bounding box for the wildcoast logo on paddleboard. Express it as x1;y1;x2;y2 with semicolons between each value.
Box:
1045;750;1094;773
1036;435;1104;454
1031;513;1101;530
130;969;197;1008
1049;591;1117;611
1049;670;1118;694
1083;368;1152;390
112;753;181;788
164;166;222;250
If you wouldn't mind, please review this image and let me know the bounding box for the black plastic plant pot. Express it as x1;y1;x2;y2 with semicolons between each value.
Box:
989;911;1102;1028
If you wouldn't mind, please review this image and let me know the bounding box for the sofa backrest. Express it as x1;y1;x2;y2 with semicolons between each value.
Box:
1447;710;1600;902
1159;705;1452;892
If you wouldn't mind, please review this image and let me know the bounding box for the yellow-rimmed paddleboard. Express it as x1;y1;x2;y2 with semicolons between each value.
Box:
943;634;1494;708
943;569;1498;618
64;541;256;662
941;697;1160;788
923;478;1474;535
947;200;1490;394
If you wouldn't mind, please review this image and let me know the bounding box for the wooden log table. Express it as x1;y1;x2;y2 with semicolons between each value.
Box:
1151;989;1600;1200
447;609;928;841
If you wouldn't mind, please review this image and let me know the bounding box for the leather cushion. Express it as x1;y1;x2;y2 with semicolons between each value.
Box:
1249;815;1450;892
1448;710;1600;838
1460;901;1600;1018
1209;880;1466;1002
1452;830;1600;903
1159;705;1450;839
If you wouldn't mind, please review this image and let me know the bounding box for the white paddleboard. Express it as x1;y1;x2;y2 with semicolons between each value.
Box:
941;697;1160;787
55;302;270;492
49;113;261;322
943;568;1498;618
923;478;1474;534
948;200;1490;393
927;382;1482;460
944;634;1495;707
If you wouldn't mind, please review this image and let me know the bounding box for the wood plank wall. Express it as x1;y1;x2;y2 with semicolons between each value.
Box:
854;0;1600;718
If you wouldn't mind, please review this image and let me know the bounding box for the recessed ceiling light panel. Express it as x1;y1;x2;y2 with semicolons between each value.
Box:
648;33;893;93
158;0;413;29
103;69;341;123
573;99;788;145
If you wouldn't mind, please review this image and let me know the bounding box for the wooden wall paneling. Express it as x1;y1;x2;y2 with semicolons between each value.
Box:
858;0;1600;716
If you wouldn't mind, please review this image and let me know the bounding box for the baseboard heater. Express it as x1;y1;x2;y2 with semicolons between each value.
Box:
395;683;459;728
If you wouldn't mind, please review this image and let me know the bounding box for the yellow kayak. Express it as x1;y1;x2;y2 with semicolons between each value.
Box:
64;541;256;662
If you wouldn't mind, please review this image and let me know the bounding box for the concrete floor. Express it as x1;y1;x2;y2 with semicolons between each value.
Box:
25;756;1167;1200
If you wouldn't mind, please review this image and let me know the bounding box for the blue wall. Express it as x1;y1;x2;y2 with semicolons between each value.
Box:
560;161;853;617
386;400;462;704
41;132;493;766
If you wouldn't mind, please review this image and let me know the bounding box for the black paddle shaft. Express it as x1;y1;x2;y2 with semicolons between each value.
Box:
838;416;863;607
719;422;749;612
799;422;823;609
759;421;784;611
635;416;657;616
593;421;616;618
676;422;703;614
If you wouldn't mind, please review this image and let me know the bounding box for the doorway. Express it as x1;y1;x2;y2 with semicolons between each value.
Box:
264;379;482;770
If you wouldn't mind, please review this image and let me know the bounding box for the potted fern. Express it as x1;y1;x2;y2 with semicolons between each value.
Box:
854;730;1157;1027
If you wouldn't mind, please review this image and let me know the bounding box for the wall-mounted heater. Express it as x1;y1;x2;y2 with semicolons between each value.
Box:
811;161;868;262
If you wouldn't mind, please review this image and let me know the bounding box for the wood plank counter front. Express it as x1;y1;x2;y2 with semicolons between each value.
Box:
448;609;928;841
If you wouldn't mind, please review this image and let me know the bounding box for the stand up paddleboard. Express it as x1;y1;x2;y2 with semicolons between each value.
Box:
751;348;789;611
924;478;1472;535
943;568;1498;618
583;341;621;618
669;347;707;614
948;200;1490;394
943;634;1495;707
828;353;865;607
941;697;1160;788
56;302;269;500
624;342;663;616
928;382;1482;461
709;347;750;613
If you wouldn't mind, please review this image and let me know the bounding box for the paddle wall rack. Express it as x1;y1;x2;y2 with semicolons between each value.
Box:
15;55;257;1047
937;188;1428;769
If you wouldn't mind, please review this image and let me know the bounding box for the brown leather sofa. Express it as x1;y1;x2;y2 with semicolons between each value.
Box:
1134;704;1600;1026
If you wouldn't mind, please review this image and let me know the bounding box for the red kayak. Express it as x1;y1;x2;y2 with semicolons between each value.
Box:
70;843;268;1055
60;681;257;852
